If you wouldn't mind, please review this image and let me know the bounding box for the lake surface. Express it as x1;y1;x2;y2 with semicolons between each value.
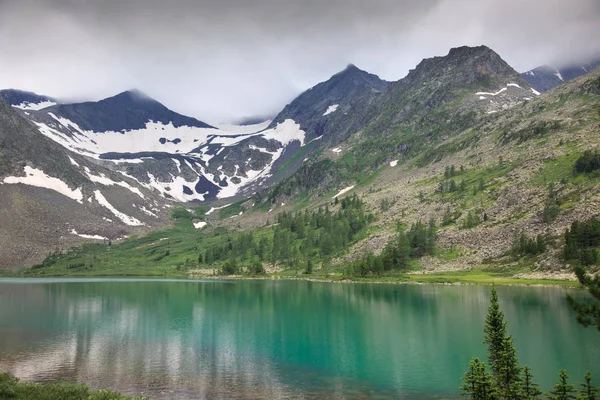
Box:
0;278;598;399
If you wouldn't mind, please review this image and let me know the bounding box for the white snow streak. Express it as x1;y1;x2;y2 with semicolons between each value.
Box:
93;190;143;226
333;185;355;199
531;88;541;96
205;204;231;215
554;71;564;81
84;168;145;199
2;166;83;203
70;229;107;240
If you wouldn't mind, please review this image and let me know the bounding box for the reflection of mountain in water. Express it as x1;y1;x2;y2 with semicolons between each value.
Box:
0;280;598;399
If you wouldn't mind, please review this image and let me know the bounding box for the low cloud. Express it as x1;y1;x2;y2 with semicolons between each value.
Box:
0;0;598;122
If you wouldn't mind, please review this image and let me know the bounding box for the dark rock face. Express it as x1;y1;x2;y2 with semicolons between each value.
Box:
521;58;600;93
372;45;532;134
0;89;56;107
270;64;390;144
44;90;214;132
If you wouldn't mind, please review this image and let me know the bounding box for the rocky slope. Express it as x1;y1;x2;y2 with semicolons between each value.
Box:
262;45;538;203
0;98;169;268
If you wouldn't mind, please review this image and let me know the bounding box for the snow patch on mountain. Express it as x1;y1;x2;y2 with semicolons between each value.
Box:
390;160;398;167
94;190;143;226
261;119;306;146
333;185;355;199
2;166;83;203
323;104;339;116
193;221;207;229
476;87;507;97
13;101;56;111
70;229;107;240
206;204;230;215
554;71;564;81
84;167;145;199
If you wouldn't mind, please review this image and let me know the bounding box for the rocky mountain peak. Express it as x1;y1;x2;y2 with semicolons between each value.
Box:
404;45;526;89
42;90;214;132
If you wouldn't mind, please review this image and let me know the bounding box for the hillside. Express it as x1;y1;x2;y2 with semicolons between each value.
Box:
16;46;600;282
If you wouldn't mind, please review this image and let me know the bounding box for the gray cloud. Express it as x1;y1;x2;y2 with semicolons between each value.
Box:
0;0;599;122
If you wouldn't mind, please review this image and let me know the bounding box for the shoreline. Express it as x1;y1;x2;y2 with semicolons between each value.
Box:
2;270;580;288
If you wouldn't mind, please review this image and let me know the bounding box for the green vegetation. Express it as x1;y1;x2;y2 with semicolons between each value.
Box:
24;194;374;278
564;219;600;330
575;151;600;174
564;218;600;267
461;288;598;399
348;220;436;277
0;372;141;399
512;232;547;258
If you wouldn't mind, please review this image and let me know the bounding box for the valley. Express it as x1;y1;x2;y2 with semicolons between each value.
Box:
2;46;599;287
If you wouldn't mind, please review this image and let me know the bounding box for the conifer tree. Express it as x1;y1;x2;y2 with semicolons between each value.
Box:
577;372;598;400
484;287;507;376
483;287;521;396
460;357;496;400
549;370;577;400
520;366;542;399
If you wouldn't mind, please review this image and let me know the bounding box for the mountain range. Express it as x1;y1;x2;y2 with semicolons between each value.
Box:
1;45;599;270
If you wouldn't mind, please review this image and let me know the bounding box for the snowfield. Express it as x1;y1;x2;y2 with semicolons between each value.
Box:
30;107;308;201
2;166;83;203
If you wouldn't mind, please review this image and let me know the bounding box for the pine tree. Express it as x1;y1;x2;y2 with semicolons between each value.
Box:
578;372;598;400
484;287;507;377
549;370;577;400
483;287;521;396
304;259;313;275
460;357;496;399
496;335;521;398
520;366;542;399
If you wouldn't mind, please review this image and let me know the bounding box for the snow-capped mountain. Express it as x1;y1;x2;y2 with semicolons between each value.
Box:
0;89;57;111
0;45;547;268
521;58;600;93
6;89;308;203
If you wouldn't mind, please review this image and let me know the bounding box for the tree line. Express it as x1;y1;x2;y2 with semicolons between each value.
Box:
198;194;374;275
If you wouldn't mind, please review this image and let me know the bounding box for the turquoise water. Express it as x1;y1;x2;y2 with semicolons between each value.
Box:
0;279;598;399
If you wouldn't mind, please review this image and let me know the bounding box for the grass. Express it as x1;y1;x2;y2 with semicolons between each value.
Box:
0;372;142;400
531;151;581;187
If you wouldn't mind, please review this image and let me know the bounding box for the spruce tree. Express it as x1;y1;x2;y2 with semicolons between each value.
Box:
460;357;496;400
484;287;507;377
549;370;577;400
520;366;542;399
483;287;522;397
578;372;598;400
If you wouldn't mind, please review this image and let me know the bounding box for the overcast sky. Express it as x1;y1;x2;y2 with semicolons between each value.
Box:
1;0;599;122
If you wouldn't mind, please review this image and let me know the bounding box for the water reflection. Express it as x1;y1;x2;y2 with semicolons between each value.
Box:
0;280;598;399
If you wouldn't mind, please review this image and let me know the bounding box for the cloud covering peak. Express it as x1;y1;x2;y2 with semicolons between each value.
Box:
1;0;598;122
